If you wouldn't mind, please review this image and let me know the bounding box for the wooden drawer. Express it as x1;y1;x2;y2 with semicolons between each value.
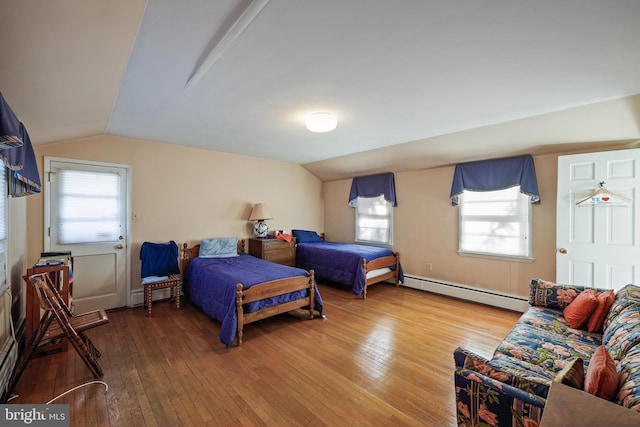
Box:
261;239;295;251
262;247;295;266
249;237;297;267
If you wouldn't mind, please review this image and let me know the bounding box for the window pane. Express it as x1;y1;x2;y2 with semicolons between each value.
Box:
459;187;530;257
57;170;121;244
355;195;392;244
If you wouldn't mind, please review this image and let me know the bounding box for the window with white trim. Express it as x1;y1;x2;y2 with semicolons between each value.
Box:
355;195;393;245
459;186;531;258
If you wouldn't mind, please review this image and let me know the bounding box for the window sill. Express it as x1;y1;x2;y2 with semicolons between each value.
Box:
354;240;393;249
457;251;535;263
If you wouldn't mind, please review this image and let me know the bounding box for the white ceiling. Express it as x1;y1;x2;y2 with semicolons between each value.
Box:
1;0;640;181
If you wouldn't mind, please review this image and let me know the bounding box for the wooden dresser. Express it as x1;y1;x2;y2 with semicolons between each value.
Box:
248;237;297;267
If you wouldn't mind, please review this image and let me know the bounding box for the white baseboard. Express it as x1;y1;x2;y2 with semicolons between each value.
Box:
402;275;529;312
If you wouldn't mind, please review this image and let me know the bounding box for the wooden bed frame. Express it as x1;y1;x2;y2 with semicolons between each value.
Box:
181;241;316;346
361;252;401;299
317;233;400;299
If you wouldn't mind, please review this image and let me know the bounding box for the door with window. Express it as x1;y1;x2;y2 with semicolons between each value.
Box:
45;157;129;312
556;149;640;291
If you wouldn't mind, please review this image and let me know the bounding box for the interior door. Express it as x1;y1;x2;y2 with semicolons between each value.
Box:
45;157;129;312
556;149;640;291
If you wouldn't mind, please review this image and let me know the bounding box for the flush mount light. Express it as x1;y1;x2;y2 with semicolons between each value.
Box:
305;112;337;133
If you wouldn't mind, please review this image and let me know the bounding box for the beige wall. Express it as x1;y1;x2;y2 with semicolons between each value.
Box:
323;153;560;299
27;135;324;292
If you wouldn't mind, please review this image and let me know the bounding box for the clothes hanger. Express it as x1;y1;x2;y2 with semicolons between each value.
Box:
576;181;632;207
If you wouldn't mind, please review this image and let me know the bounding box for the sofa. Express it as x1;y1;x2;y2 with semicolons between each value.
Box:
454;278;640;426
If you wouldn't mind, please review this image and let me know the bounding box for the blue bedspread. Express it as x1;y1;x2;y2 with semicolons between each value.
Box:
296;242;404;296
185;253;323;347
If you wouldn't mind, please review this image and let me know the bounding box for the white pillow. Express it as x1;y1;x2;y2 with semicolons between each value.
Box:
198;237;239;258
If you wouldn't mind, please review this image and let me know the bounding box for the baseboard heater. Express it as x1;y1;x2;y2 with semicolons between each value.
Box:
402;274;529;312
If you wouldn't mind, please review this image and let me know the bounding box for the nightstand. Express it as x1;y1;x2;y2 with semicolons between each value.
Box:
249;237;297;267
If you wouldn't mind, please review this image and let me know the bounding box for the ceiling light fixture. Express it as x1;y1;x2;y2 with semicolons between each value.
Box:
306;112;337;133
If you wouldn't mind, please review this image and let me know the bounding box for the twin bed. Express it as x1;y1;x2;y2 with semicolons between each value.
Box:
292;230;403;299
181;234;402;347
182;238;323;347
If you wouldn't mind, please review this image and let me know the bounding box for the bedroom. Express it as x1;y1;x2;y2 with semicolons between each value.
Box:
1;1;640;425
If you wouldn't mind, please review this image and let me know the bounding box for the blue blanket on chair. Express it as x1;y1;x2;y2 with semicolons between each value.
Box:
140;241;180;278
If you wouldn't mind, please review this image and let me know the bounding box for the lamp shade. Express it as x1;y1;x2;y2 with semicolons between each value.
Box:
249;203;273;221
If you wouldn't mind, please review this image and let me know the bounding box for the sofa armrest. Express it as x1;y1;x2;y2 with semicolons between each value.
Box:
454;346;551;398
455;365;546;426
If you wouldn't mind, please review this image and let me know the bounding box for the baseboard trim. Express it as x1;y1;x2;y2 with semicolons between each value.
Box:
402;275;529;312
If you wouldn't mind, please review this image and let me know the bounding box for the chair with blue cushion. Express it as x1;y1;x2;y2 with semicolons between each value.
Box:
140;241;182;316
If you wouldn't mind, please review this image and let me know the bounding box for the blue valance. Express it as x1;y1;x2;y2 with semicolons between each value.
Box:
0;92;42;197
0;92;24;149
449;155;540;206
348;172;397;207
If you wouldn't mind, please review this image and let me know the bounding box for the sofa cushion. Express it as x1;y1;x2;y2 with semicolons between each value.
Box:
517;306;603;345
493;320;600;374
617;345;640;411
604;306;640;361
564;289;598;329
554;357;584;389
585;346;619;401
529;278;589;311
587;290;615;333
603;284;640;331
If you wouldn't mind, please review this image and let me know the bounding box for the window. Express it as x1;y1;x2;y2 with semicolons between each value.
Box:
459;186;531;258
355;195;393;245
56;169;121;244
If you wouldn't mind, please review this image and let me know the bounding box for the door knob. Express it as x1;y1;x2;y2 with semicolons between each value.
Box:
116;244;125;249
558;248;567;254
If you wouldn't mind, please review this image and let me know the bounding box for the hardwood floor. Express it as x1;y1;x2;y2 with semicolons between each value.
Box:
8;282;521;426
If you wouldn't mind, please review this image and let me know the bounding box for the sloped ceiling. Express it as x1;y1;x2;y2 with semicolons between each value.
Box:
1;0;639;181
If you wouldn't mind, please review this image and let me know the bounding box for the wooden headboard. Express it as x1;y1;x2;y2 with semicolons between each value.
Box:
181;239;247;272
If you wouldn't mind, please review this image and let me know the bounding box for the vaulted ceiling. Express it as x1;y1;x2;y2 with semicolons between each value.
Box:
1;0;639;181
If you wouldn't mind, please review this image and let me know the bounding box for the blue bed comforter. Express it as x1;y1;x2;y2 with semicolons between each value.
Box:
185;253;323;347
295;242;404;296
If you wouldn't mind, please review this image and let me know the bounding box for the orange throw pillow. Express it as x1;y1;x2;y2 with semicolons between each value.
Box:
587;290;615;333
564;289;598;329
584;346;618;401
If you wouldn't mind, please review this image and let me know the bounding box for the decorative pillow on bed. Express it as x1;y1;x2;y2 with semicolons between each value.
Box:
199;237;238;258
292;229;322;243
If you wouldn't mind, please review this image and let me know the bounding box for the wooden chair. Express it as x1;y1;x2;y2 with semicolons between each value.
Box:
140;241;182;316
3;273;109;401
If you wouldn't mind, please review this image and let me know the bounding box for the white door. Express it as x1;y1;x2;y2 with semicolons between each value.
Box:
557;149;640;291
45;157;129;312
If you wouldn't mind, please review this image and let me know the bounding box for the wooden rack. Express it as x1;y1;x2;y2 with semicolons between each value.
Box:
23;264;72;355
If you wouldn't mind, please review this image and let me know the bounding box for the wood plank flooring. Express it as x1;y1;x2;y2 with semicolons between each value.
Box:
7;282;521;426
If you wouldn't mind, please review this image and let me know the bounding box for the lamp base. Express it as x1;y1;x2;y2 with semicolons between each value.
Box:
254;220;269;238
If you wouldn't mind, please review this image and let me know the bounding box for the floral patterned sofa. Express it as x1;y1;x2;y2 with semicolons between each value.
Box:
454;279;640;426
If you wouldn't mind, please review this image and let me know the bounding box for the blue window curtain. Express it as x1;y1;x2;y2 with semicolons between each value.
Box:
0;92;42;197
348;172;397;207
449;155;540;206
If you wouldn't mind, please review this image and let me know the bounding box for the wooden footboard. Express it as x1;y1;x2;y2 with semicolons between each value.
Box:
361;252;400;299
181;242;316;347
235;270;315;345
